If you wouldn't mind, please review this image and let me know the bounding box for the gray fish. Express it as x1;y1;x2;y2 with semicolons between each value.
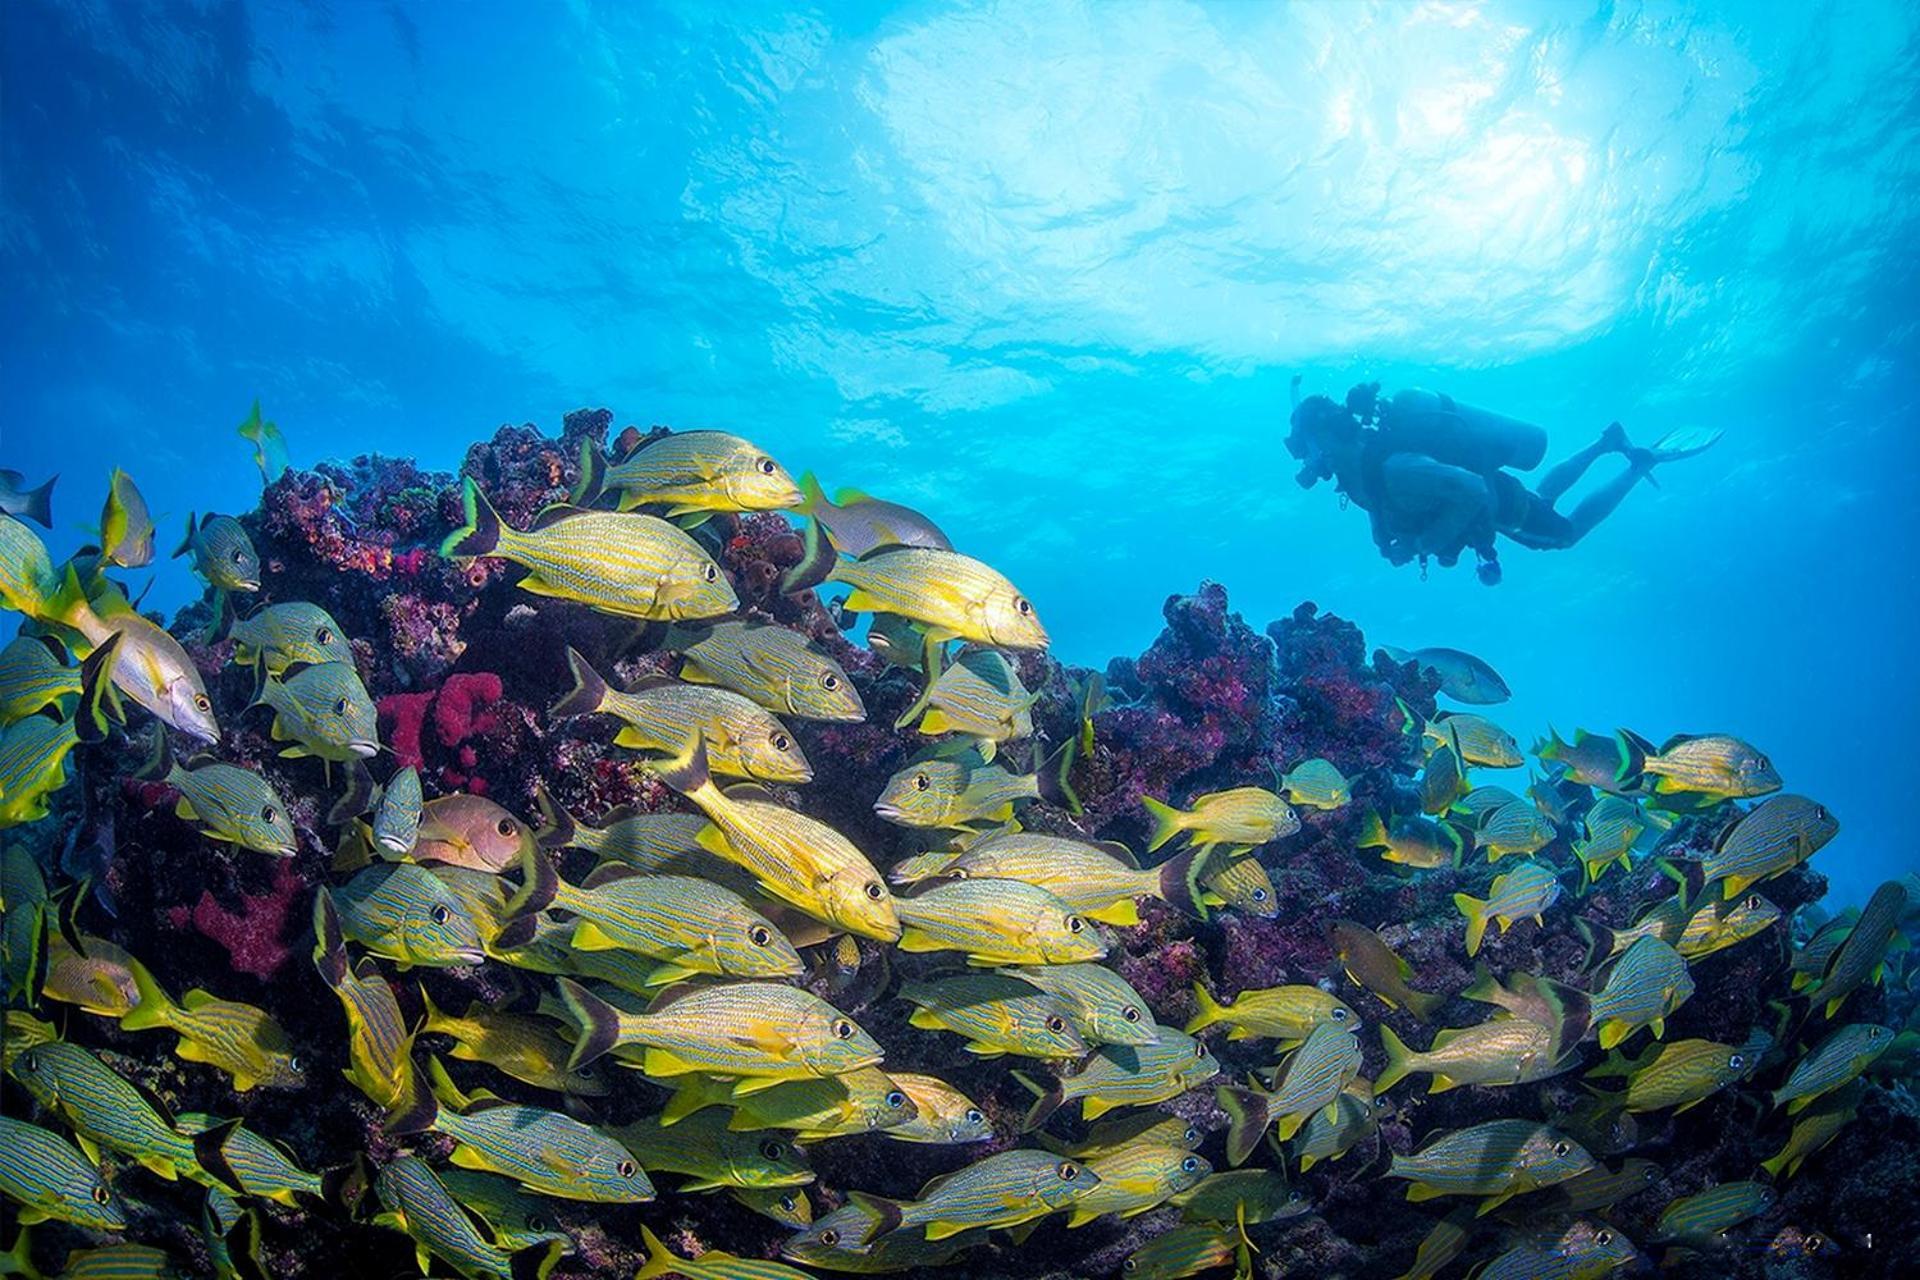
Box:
0;469;55;528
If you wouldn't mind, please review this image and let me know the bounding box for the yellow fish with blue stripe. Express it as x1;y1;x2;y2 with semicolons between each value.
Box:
0;1116;127;1230
121;957;303;1091
559;976;883;1088
335;863;488;968
163;753;298;857
254;660;378;766
885;1072;995;1145
671;619;865;723
418;988;607;1098
7;1040;217;1184
609;1108;813;1191
311;889;433;1132
633;1224;815;1280
1016;1030;1219;1130
94;469;155;570
901;973;1088;1060
829;545;1048;651
0;636;79;726
173;513;261;594
436;1167;576;1253
552;649;810;783
443;476;737;621
374;1155;563;1280
917;830;1206;926
1385;1118;1596;1215
874;757;1039;830
176;1114;328;1207
1218;1019;1364;1161
1066;1145;1211;1227
660;1065;917;1139
1278;758;1352;810
896;648;1034;758
1142;787;1298;854
782;1200;986;1272
574;429;802;516
420;1057;654;1203
1005;962;1161;1048
850;1148;1098;1243
225;601;353;678
895;877;1106;967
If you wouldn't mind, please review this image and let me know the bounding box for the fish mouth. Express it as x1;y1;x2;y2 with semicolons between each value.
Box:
233;578;263;592
449;947;488;966
272;843;299;858
348;739;381;758
872;802;907;822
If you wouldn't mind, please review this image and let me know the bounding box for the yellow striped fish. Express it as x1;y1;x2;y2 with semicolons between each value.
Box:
658;741;898;942
1292;1081;1386;1172
504;848;802;982
0;1115;126;1229
559;977;882;1089
1040;1111;1201;1161
1218;1020;1364;1161
608;1108;812;1190
901;973;1089;1059
897;649;1034;757
1385;1119;1596;1214
1698;794;1840;899
782;1201;986;1272
1772;1023;1890;1113
421;1058;655;1203
1016;1031;1219;1130
533;784;711;871
633;1224;814;1280
254;660;378;765
1121;1221;1248;1280
552;649;810;782
441;476;736;621
1649;1180;1776;1249
672;619;865;723
1200;852;1278;918
885;1072;994;1145
1142;787;1298;854
6;1040;210;1184
829;545;1048;650
164;754;297;857
850;1148;1096;1243
926;830;1206;926
662;1065;916;1139
574;429;801;516
1186;982;1358;1047
176;1114;326;1206
1584;1035;1762;1114
1173;1168;1309;1225
418;988;609;1097
120;957;303;1091
0;713;82;829
895;878;1106;967
374;1154;563;1280
0;636;79;725
310;889;432;1133
225;601;354;678
873;758;1039;830
1376;1019;1562;1095
1004;962;1160;1048
335;864;488;968
1067;1145;1210;1227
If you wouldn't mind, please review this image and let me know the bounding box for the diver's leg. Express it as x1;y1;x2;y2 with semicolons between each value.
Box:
1560;457;1655;542
1535;422;1630;503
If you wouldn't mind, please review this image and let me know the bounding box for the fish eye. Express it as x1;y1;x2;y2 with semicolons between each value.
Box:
194;694;212;712
333;697;349;716
1756;756;1770;771
1804;1235;1825;1255
864;881;884;900
1597;1230;1614;1245
702;563;718;583
1046;1015;1067;1033
1057;1162;1078;1181
1251;887;1268;902
1288;1190;1304;1203
1181;1156;1199;1173
289;1055;302;1071
1745;895;1762;909
1331;1007;1348;1021
832;1019;854;1040
1729;1053;1745;1070
1869;1027;1885;1039
1192;1043;1204;1059
616;1159;637;1178
1185;1127;1201;1145
819;1229;840;1247
261;805;277;824
1815;806;1828;820
430;904;450;925
1123;1263;1138;1275
773;733;791;752
496;818;517;837
1121;1006;1141;1022
779;1194;797;1212
19;1051;34;1071
1552;1140;1571;1156
1015;598;1032;616
1066;915;1085;933
821;673;839;690
749;925;773;947
886;1090;906;1109
761;1139;786;1160
316;626;334;645
231;548;246;563
529;1215;548;1231
913;772;930;791
757;457;777;476
92;1183;111;1205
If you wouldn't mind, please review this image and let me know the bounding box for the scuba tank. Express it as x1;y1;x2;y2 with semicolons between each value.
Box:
1378;389;1548;474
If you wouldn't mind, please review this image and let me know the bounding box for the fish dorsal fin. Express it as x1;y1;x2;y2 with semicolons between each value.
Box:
646;982;706;1013
623;675;685;694
834;486;876;506
854;542;918;562
530;504;595;530
1094;840;1140;869
181;989;219;1010
719;782;777;804
615;430;668;461
582;863;646;890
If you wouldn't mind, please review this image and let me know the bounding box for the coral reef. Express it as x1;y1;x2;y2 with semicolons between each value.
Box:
4;413;1913;1280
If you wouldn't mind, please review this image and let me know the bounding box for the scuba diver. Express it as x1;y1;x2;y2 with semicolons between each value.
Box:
1284;379;1719;585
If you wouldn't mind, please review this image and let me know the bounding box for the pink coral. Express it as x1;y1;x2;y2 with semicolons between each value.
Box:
433;672;503;746
165;860;308;980
379;691;435;769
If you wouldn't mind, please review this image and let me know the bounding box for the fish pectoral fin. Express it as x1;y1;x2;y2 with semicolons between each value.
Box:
76;1134;103;1167
514;575;570;600
896;927;945;954
447;1145;490;1171
1404;1183;1445;1202
1475;1190;1516;1216
924;1221;973;1242
841;589;883;614
570;921;621;951
729;1074;794;1097
641;1048;701;1077
137;1154;181;1181
1087;900;1141;927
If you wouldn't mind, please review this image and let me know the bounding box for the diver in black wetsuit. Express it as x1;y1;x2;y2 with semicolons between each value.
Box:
1283;380;1719;585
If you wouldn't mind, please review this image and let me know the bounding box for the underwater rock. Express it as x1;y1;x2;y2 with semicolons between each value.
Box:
2;415;1913;1280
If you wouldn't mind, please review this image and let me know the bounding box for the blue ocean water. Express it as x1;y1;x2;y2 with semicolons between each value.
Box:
3;0;1914;907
